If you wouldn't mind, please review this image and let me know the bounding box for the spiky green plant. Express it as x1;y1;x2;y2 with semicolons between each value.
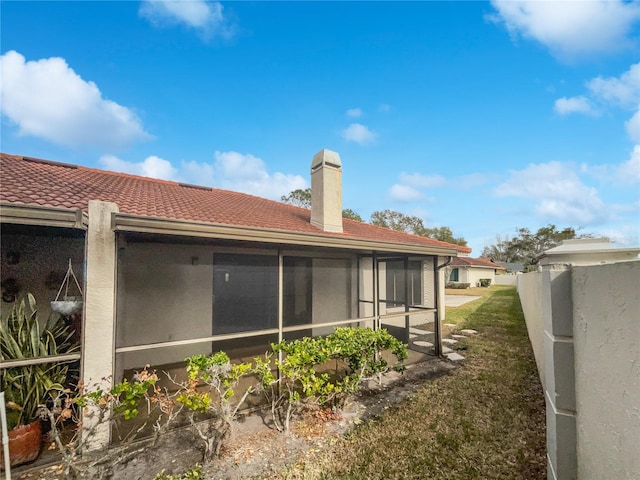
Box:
0;293;80;429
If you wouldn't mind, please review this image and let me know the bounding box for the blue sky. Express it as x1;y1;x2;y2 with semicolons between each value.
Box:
2;1;639;255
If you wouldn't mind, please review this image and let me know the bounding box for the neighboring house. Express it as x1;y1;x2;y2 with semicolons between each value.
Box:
0;150;469;447
447;257;506;286
496;261;525;274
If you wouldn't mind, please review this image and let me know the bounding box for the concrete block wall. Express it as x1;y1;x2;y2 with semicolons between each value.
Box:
572;261;640;480
495;275;518;286
517;272;545;386
518;258;640;480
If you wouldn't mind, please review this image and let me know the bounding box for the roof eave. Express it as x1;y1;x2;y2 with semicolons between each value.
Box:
0;202;87;229
112;213;460;256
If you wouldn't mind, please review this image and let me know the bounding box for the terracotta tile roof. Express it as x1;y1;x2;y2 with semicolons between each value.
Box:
450;256;505;269
0;153;471;254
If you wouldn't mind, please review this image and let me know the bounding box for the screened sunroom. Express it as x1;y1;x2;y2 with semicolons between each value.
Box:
1;150;468;452
113;234;448;388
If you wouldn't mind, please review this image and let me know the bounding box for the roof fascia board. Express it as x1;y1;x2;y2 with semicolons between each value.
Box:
0;202;87;229
112;213;459;256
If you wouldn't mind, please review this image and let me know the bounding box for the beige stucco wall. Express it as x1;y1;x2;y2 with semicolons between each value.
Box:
0;233;85;319
495;275;518;286
311;257;353;336
437;258;447;322
572;261;640;480
517;272;546;387
466;267;496;287
357;256;437;331
116;242;216;372
423;258;435;308
358;256;374;318
379;258;437;328
116;243;364;372
519;259;640;480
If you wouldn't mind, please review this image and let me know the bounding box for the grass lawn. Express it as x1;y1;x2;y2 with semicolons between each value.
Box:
445;286;497;296
275;286;546;480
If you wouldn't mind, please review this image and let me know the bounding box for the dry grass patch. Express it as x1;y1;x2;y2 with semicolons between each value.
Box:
272;286;546;480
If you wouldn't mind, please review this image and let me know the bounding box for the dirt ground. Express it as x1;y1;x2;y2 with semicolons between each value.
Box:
200;358;456;480
12;357;456;480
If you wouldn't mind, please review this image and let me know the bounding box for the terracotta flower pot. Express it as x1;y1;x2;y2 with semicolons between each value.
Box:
1;420;42;469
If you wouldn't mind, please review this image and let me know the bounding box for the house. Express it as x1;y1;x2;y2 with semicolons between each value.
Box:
0;149;470;448
446;256;506;287
496;261;525;274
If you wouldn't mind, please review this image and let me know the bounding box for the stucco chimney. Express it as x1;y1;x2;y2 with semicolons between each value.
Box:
310;149;343;233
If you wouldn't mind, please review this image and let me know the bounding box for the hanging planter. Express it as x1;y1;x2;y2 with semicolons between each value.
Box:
51;259;83;315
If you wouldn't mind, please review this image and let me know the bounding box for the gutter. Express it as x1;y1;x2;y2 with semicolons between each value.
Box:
0;202;87;229
112;212;461;257
436;256;453;272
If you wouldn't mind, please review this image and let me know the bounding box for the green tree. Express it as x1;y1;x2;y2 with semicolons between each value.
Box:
281;188;311;208
369;210;467;246
421;226;467;247
370;209;425;234
342;208;363;222
281;188;363;221
480;235;512;262
481;224;590;270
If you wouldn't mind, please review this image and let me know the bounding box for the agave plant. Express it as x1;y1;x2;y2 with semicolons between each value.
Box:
0;293;80;429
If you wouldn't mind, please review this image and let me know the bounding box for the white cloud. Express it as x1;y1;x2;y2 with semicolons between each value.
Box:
496;161;608;224
378;104;391;113
489;0;640;60
341;123;377;145
100;154;178;180
99;150;307;200
586;64;640;141
583;146;640;185
617;146;640;184
398;172;446;189
0;50;151;149
626;109;640;143
587;63;640;108
553;64;640;141
139;0;234;39
554;96;598;116
387;172;447;202
185;151;307;199
592;224;640;247
388;184;424;202
345;108;363;118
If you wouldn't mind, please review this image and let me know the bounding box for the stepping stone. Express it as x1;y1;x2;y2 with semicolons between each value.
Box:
412;340;434;348
446;352;465;362
442;346;453;354
442;338;458;345
443;323;456;327
451;334;467;339
460;329;478;335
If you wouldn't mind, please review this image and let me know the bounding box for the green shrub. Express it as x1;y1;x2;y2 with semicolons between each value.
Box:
479;279;492;287
254;327;407;432
177;351;254;459
446;282;470;289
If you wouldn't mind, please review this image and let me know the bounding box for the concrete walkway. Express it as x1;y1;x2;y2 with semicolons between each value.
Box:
445;295;481;307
